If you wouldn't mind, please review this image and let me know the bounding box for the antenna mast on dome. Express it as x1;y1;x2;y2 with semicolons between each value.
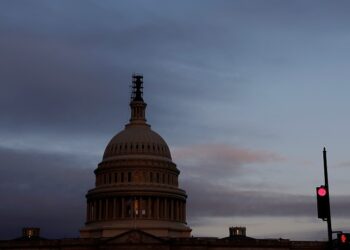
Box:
131;73;144;102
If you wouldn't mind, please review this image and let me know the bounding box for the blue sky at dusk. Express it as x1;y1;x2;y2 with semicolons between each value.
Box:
1;0;350;240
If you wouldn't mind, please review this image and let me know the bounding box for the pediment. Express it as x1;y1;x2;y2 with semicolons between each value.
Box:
102;229;165;245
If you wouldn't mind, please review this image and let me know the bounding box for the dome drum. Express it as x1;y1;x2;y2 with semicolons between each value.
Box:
94;167;180;188
96;158;179;172
86;187;188;199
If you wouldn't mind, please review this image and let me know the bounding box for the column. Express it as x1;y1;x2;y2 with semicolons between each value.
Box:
156;198;159;219
139;197;142;218
148;197;151;219
94;200;97;221
183;202;185;222
98;200;102;220
176;200;180;221
179;201;183;222
105;199;109;219
174;200;178;221
159;198;162;219
171;199;174;220
164;198;168;220
183;202;186;222
117;198;120;219
91;202;94;221
132;197;135;218
121;197;125;218
113;198;116;219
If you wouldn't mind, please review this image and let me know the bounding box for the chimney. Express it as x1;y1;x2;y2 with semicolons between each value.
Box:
22;228;40;239
229;227;246;237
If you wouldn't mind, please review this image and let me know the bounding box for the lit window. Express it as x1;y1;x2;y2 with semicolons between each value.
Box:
134;199;139;216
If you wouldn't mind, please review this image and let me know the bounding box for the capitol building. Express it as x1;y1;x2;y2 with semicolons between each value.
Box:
80;74;191;238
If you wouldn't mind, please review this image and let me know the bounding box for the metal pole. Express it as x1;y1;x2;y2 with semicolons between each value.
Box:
323;147;333;248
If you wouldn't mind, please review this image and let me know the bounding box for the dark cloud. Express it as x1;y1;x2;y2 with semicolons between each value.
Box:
0;27;131;135
183;177;350;219
0;0;252;140
0;146;94;240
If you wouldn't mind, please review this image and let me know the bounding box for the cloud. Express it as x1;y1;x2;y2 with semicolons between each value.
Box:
183;178;312;218
173;144;284;178
183;178;350;220
0;146;94;240
174;144;283;165
0;1;254;139
335;161;350;168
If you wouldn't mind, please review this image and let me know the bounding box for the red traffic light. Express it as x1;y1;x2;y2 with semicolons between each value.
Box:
316;185;330;220
317;187;327;197
341;234;348;243
338;233;350;247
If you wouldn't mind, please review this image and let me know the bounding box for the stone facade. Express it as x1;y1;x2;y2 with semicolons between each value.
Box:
0;229;327;250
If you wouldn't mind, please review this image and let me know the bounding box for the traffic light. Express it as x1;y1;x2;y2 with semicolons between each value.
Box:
338;233;350;249
316;185;330;220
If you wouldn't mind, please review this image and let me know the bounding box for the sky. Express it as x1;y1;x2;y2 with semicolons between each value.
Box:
1;0;350;241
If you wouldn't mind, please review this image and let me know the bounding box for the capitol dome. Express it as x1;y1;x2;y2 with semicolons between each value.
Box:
80;74;191;238
103;124;172;160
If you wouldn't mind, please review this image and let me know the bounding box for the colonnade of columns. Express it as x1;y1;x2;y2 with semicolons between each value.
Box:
86;196;186;223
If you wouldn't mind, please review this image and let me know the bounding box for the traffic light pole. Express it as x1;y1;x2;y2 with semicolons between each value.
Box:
323;148;333;249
